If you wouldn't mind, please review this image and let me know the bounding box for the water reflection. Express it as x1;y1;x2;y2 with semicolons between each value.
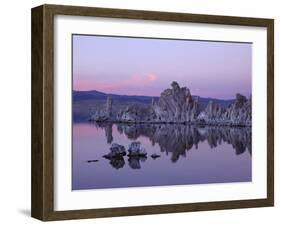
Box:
128;156;147;169
108;156;125;169
73;122;252;189
94;123;251;167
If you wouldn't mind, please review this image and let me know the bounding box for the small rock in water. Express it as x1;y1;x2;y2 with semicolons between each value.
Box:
128;141;141;151
110;143;126;153
128;142;147;157
151;153;161;159
103;143;126;158
86;159;99;163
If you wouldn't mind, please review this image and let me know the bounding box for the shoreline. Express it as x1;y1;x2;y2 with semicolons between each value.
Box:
87;119;251;127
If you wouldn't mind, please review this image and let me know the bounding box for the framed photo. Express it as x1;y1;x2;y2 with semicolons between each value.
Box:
31;4;274;221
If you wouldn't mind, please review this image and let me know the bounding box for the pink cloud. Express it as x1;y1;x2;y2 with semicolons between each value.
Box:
74;73;158;94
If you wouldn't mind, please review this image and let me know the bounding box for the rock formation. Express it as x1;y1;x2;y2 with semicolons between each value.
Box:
197;94;251;126
116;104;155;123
153;81;200;123
196;100;226;125
226;94;251;126
115;81;201;123
90;81;251;126
90;96;113;122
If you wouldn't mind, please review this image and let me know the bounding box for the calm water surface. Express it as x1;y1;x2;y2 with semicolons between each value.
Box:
72;122;252;190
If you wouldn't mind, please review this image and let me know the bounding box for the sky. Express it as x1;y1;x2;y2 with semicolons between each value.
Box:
72;34;252;99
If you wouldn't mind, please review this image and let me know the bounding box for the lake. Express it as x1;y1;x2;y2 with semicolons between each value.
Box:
72;122;252;190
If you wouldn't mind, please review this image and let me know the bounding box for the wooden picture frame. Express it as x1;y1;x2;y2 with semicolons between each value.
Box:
31;4;274;221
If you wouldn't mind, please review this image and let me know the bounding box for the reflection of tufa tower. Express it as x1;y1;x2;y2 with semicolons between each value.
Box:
104;124;113;144
106;96;112;117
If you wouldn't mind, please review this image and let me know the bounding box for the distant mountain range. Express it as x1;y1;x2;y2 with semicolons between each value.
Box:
73;90;234;122
73;90;158;104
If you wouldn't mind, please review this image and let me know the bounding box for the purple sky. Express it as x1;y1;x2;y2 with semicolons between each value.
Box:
73;35;252;99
